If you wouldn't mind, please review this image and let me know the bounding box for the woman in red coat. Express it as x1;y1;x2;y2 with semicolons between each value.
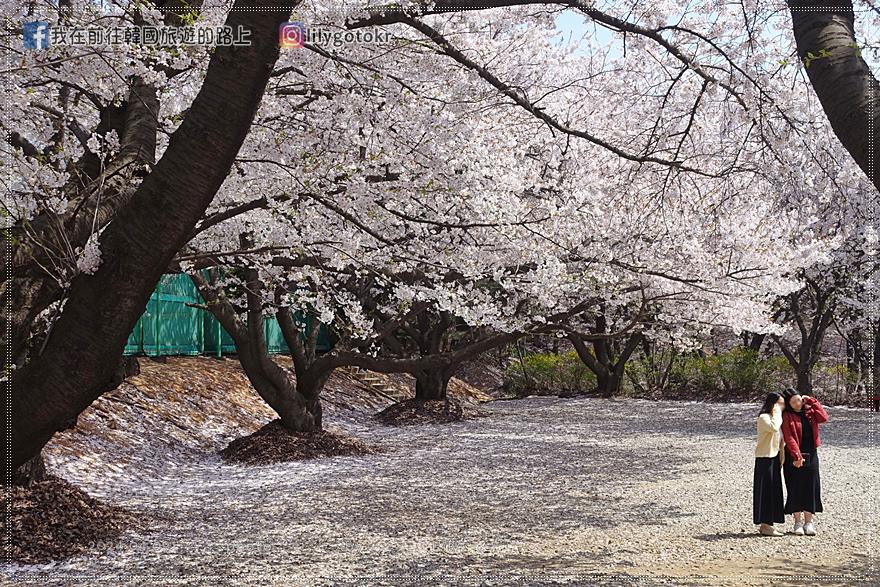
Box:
781;387;829;536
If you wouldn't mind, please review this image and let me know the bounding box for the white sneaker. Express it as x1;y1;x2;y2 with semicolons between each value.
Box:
793;521;805;535
803;521;816;536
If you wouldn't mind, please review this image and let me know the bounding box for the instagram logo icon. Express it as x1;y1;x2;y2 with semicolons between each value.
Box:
279;21;305;48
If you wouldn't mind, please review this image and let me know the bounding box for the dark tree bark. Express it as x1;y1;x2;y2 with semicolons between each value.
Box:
192;266;324;433
787;1;880;191
569;335;640;398
839;326;870;394
567;313;642;398
2;2;204;364
277;302;333;428
414;366;454;400
3;277;63;367
275;283;334;403
5;0;300;474
193;251;337;432
11;355;138;485
406;310;454;400
742;332;766;352
795;368;815;396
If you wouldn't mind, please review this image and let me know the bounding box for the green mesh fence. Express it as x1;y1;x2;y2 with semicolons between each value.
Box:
124;274;332;356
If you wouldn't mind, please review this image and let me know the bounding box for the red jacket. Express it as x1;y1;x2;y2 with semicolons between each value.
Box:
782;396;829;461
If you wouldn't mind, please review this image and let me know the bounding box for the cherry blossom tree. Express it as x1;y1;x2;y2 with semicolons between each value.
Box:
3;0;301;475
174;3;846;424
348;0;880;189
5;0;875;474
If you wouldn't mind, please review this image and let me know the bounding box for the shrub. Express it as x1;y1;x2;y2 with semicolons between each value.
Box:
626;347;792;400
705;348;791;397
504;351;597;397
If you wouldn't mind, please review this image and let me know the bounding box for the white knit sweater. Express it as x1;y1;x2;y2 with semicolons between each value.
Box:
755;406;784;463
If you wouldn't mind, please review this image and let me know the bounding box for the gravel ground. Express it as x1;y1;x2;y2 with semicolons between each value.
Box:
3;396;877;586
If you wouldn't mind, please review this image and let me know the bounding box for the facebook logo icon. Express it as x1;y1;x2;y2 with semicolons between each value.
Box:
23;21;50;50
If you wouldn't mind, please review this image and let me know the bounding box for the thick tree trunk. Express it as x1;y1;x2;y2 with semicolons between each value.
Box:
290;370;330;431
745;332;766;352
596;369;624;398
226;347;325;433
193;270;327;433
253;378;323;432
795;367;814;396
775;340;818;397
3;4;207;357
568;329;640;399
5;0;299;473
414;367;452;400
2;277;63;367
303;393;323;431
787;1;880;190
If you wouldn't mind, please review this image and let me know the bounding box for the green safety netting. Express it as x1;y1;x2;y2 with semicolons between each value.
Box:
124;274;331;357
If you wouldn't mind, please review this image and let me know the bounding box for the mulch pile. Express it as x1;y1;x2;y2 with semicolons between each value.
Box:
219;419;385;465
5;475;140;564
374;397;489;426
453;358;508;397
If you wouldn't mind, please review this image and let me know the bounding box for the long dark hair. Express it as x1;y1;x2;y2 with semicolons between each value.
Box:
759;392;783;416
782;386;799;413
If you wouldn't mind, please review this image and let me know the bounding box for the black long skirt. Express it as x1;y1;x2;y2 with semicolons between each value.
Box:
753;456;785;524
783;449;823;514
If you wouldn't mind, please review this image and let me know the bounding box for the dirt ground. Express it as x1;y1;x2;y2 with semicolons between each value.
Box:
3;359;877;585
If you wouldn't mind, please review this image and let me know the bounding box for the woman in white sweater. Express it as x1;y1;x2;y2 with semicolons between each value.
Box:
754;392;786;536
